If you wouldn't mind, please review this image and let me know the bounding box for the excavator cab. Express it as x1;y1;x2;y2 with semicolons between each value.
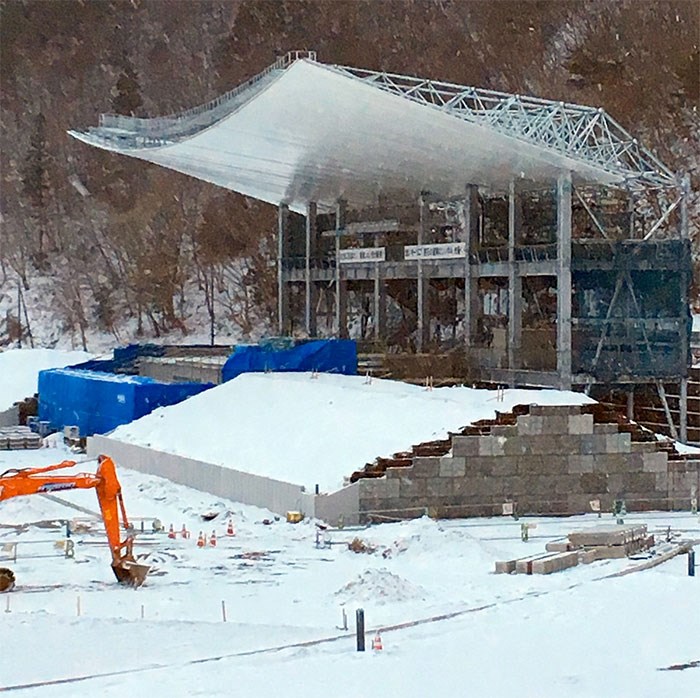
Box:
0;455;149;590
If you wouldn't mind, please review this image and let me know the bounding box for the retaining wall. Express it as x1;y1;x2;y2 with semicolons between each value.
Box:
357;404;700;521
87;435;360;525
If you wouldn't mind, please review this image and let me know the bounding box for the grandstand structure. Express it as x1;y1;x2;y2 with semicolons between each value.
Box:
70;51;693;441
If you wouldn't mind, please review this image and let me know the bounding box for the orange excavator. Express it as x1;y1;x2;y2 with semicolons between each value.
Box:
0;455;149;591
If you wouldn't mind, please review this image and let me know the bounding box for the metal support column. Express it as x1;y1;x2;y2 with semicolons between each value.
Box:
417;194;429;352
305;201;318;337
335;200;347;338
557;173;573;390
463;184;480;349
277;203;290;336
680;378;688;444
507;180;522;384
680;173;690;443
627;389;635;422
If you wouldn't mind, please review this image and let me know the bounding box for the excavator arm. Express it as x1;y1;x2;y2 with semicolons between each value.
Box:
0;455;149;590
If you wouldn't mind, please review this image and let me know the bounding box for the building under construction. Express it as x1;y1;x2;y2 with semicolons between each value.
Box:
71;51;693;442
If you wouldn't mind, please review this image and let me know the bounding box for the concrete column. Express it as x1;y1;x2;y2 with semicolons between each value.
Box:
334;200;346;338
507;180;522;381
557;173;573;390
305;201;318;337
463;185;480;349
277;203;290;336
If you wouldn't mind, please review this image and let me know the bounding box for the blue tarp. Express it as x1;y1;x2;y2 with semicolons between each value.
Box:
221;339;357;383
38;368;212;436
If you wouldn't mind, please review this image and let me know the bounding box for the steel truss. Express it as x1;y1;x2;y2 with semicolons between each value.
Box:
75;51;677;197
325;65;677;192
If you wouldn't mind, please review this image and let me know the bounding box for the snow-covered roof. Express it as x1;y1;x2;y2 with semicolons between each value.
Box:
69;51;676;214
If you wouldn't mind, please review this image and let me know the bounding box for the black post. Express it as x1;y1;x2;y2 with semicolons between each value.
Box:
689;549;695;577
356;608;365;651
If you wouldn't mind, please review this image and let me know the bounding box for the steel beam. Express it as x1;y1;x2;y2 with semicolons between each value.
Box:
463;184;480;349
277;203;290;335
335;200;347;337
557;172;572;389
305;201;318;336
417;195;429;351
507;180;522;382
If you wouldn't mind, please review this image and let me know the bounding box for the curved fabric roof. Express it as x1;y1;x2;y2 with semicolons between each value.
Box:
70;51;676;213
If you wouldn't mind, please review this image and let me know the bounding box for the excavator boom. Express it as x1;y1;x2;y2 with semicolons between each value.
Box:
0;456;149;590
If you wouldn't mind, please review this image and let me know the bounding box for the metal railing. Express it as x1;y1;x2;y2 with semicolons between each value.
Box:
98;50;316;139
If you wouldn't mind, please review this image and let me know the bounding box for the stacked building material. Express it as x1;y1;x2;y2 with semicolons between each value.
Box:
496;524;654;575
0;426;42;450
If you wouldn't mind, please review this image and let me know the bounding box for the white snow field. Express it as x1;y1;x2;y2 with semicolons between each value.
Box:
0;348;93;411
1;446;699;698
110;373;595;491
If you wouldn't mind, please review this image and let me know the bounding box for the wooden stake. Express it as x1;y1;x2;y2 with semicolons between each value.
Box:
140;604;145;620
76;595;81;617
5;595;10;613
221;600;227;622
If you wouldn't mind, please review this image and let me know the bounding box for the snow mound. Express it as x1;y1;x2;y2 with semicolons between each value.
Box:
0;348;93;411
335;568;427;605
109;372;593;491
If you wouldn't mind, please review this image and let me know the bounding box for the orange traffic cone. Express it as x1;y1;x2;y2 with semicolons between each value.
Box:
372;631;383;651
226;519;235;536
209;530;217;547
196;531;206;548
167;524;176;539
181;524;189;539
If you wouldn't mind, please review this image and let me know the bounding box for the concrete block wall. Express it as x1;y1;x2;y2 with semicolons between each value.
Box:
358;404;700;521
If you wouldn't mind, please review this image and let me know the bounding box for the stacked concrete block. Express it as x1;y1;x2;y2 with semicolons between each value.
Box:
357;402;697;522
530;551;579;575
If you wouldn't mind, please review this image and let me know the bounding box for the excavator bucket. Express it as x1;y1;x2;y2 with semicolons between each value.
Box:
112;560;150;588
0;568;16;593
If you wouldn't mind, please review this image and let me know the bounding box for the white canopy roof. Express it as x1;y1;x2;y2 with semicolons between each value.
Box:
70;51;675;214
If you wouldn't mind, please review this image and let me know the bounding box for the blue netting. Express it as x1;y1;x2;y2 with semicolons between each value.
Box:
38;368;211;436
221;339;357;382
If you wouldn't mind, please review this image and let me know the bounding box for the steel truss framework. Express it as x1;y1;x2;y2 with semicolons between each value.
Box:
70;51;692;440
76;51;678;196
327;64;677;192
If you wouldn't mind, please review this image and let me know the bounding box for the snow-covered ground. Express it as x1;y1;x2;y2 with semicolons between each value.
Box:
110;373;595;491
0;348;93;411
1;446;699;697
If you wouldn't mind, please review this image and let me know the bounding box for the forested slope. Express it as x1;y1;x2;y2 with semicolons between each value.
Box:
0;0;697;349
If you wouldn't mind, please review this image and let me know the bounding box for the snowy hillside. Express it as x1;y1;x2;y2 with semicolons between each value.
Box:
110;373;595;491
0;348;93;410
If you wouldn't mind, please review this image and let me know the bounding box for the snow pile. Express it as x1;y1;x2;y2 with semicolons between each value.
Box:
0;348;93;410
110;372;594;491
334;568;427;605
